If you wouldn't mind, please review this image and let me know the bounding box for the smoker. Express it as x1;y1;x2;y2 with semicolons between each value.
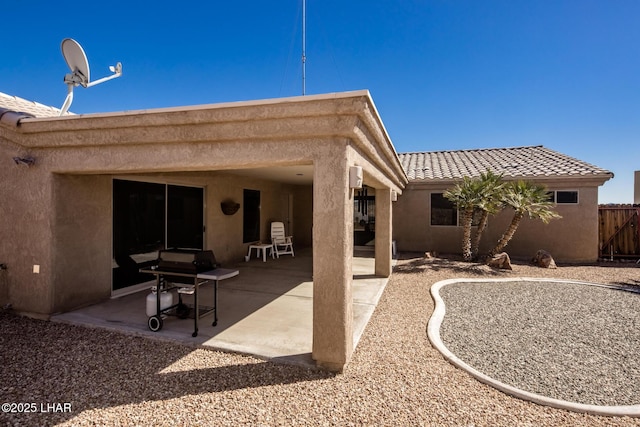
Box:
140;249;239;337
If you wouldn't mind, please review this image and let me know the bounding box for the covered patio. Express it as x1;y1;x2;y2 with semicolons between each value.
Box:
52;249;391;368
0;90;407;371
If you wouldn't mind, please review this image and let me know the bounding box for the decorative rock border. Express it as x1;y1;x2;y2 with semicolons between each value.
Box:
427;277;640;417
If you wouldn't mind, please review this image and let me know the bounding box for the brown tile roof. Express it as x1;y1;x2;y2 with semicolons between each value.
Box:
0;91;72;118
399;146;613;181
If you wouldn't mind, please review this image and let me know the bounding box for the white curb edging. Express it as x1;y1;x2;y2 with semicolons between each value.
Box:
427;277;640;418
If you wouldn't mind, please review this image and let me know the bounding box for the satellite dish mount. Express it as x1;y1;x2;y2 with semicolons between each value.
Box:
59;38;122;116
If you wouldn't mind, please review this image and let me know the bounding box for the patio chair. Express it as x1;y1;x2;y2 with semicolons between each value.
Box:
271;221;294;258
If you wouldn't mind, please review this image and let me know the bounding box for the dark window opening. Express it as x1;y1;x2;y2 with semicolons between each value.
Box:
556;190;578;204
167;185;204;249
243;189;261;243
547;190;578;204
431;193;458;226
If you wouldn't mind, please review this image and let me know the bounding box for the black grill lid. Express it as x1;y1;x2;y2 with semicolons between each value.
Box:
156;249;218;274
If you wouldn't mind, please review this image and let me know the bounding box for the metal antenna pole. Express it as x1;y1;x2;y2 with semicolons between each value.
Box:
302;0;306;95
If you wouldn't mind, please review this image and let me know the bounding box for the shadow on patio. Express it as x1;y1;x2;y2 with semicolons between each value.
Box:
52;248;391;368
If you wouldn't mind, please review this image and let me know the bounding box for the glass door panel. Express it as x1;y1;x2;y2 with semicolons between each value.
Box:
112;180;205;292
167;185;204;250
112;179;165;290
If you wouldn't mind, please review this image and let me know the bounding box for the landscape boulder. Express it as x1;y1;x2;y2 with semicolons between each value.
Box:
532;249;557;269
487;252;512;270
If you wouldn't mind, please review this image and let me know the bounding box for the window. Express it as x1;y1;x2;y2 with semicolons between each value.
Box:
431;193;457;226
243;189;261;243
548;190;578;204
556;190;578;204
430;192;483;226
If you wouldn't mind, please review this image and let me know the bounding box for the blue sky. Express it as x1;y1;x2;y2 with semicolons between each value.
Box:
3;1;639;203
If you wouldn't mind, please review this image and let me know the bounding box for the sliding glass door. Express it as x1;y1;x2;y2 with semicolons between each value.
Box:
112;179;204;292
167;185;204;250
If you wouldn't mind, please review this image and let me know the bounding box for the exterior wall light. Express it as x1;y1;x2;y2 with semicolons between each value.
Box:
349;166;363;189
13;156;35;167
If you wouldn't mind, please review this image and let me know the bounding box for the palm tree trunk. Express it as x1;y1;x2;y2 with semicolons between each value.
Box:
461;207;474;261
471;210;489;259
489;211;524;257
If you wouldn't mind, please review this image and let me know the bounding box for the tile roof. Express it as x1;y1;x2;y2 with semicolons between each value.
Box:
398;146;613;181
0;91;72;118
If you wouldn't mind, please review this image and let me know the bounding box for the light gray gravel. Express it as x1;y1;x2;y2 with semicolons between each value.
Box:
1;254;640;426
439;280;640;406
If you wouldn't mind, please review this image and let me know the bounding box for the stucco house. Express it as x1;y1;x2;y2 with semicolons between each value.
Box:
394;146;613;262
0;90;613;370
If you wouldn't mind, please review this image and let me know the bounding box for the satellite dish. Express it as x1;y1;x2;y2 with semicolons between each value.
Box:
59;38;122;116
62;38;91;86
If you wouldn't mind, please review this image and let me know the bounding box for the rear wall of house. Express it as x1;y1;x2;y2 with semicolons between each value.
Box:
0;145;55;317
49;171;312;314
393;182;601;263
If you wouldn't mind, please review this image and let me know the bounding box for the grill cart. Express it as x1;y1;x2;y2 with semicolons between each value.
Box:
140;249;239;337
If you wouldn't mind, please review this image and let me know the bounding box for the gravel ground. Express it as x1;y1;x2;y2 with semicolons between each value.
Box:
1;254;640;426
439;280;640;406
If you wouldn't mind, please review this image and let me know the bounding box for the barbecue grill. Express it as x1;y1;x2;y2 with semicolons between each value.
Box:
140;248;239;337
156;249;219;277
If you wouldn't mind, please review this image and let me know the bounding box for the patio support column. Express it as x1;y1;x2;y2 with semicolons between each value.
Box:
312;155;353;372
374;188;392;277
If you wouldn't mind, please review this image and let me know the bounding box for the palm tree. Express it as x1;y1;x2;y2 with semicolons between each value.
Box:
470;171;504;259
444;177;485;261
488;180;561;258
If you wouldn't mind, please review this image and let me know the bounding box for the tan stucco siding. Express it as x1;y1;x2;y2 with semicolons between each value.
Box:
394;181;602;263
478;185;600;263
37;138;315;175
0;152;55;316
52;174;112;312
4;94;375;150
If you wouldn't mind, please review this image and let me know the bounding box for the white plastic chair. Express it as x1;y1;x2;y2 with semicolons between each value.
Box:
271;222;294;258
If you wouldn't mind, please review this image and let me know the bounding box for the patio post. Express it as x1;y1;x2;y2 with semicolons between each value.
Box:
311;155;354;371
374;187;392;277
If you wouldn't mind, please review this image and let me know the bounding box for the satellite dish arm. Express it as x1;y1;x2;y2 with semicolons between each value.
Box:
58;62;122;115
59;84;74;116
86;62;122;87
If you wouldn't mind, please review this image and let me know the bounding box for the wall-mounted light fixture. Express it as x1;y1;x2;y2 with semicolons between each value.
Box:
349;166;363;189
13;156;35;167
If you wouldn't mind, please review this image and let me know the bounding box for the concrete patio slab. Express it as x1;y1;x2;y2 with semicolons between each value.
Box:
52;249;393;368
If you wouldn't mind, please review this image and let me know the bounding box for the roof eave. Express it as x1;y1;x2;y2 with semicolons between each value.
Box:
407;172;614;188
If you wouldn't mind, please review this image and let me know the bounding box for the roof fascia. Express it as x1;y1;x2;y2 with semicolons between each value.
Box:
407;173;614;189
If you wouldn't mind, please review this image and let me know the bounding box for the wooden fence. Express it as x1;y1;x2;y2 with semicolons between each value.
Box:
598;205;640;259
